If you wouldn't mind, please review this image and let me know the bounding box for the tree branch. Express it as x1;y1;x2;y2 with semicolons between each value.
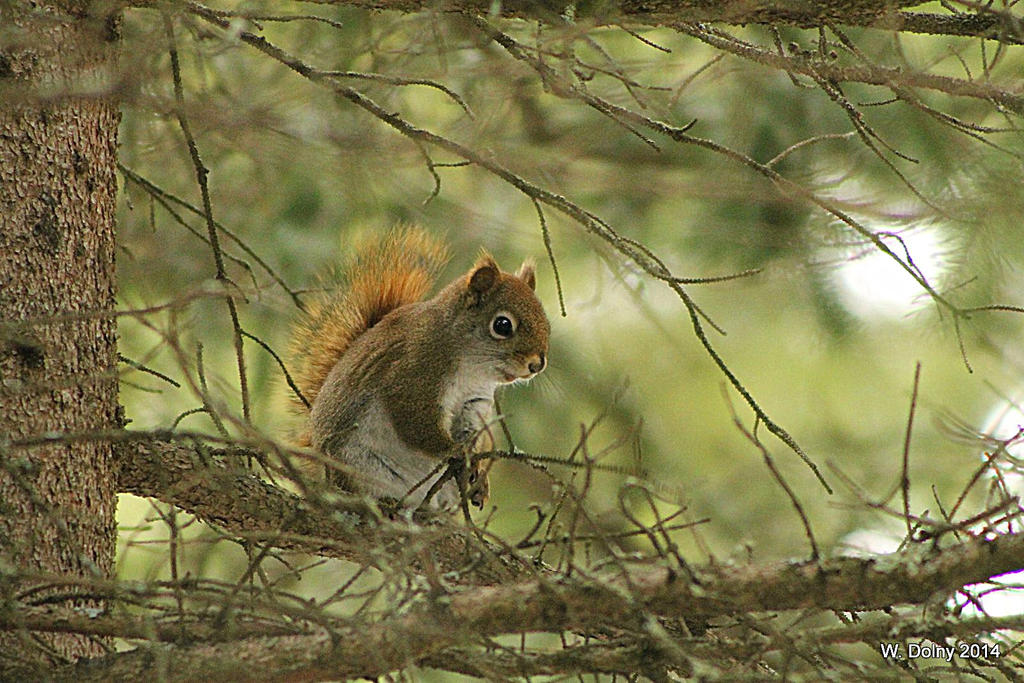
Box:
114;437;530;584
112;435;1024;620
53;528;1024;680
155;0;1024;44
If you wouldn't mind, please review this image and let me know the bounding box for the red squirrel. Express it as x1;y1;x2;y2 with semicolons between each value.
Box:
290;227;549;510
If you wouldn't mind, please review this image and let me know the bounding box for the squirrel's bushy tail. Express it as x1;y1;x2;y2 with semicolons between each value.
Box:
290;226;449;411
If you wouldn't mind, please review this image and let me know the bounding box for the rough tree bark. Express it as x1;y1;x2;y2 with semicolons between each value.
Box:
0;1;121;674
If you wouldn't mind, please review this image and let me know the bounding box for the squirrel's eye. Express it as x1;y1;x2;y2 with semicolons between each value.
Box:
490;313;516;339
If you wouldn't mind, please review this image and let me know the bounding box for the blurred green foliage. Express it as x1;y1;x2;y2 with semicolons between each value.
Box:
113;2;1024;629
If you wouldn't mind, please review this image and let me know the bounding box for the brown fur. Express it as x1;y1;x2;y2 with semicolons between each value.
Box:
289;226;449;410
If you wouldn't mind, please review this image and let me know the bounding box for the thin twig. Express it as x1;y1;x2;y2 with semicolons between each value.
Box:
164;12;251;423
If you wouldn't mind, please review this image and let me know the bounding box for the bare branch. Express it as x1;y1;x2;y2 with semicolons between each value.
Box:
48;529;1024;679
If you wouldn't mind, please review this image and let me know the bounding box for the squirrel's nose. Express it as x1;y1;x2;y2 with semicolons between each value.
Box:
528;353;546;374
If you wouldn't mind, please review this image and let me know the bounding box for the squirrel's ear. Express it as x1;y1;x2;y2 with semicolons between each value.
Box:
516;260;537;291
468;253;499;297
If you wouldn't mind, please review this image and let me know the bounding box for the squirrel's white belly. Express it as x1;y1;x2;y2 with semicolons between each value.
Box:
440;359;500;443
344;398;462;509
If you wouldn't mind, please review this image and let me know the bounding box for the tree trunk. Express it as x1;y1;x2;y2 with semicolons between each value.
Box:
0;2;121;674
